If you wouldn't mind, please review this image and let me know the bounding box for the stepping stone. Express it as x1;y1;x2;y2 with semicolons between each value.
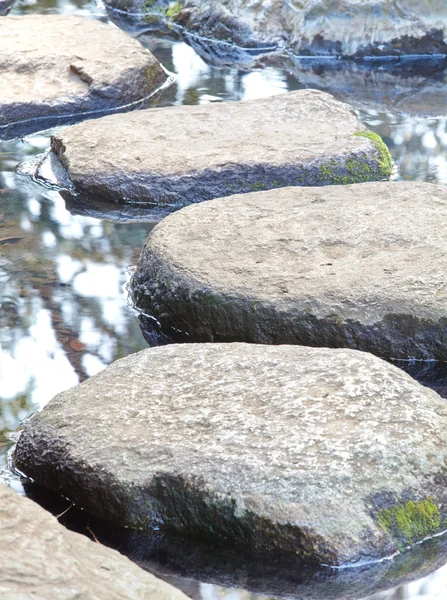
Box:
0;15;168;139
14;343;447;566
0;484;187;599
40;90;392;211
104;0;447;60
131;181;447;360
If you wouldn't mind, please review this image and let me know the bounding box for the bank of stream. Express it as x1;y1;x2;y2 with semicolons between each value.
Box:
2;0;447;598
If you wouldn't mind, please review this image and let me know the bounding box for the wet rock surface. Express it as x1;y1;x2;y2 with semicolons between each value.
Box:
43;90;391;212
14;343;447;565
104;0;447;60
0;15;168;139
131;181;447;360
0;484;187;599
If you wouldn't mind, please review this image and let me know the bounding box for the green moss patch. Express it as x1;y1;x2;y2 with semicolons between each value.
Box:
353;130;393;179
377;499;441;549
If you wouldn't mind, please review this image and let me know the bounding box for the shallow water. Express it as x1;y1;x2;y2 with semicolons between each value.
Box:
2;0;447;598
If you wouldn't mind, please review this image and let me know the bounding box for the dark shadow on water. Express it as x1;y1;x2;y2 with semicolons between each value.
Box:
394;360;447;399
20;481;447;600
137;314;447;400
62;191;170;223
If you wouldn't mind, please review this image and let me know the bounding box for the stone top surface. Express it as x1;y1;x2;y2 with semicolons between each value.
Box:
52;89;369;176
14;343;447;563
142;181;447;322
0;15;167;134
0;484;187;599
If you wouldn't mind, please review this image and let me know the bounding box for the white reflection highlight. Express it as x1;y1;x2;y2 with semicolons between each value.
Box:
73;263;123;298
172;43;210;104
241;69;289;100
82;354;106;377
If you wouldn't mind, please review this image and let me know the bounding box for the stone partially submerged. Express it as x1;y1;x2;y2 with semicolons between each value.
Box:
104;0;447;62
0;484;187;599
38;90;391;213
0;15;168;139
131;181;447;360
13;343;447;566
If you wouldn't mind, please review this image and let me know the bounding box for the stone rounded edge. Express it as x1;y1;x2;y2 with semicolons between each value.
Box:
13;343;447;567
0;484;187;599
0;15;168;138
130;182;447;360
43;89;392;212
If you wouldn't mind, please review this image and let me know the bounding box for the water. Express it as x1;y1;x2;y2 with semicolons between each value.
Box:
2;0;447;598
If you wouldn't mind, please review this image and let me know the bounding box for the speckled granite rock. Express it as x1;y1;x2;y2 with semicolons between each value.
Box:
0;15;167;139
39;90;391;212
104;0;447;60
131;181;447;360
14;343;447;565
0;484;187;599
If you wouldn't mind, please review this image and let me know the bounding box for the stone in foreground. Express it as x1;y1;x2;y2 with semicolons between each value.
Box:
104;0;447;61
41;90;391;211
0;485;187;599
0;15;167;139
14;343;447;565
131;181;447;361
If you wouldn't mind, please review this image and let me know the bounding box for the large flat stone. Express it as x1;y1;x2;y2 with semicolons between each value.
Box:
104;0;447;61
0;484;187;599
13;343;447;565
40;90;391;212
0;15;168;139
131;181;447;360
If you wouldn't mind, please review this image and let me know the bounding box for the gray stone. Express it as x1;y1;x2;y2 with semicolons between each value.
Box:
40;90;391;212
0;15;168;139
0;484;188;599
104;0;447;60
131;181;447;360
13;343;447;565
280;56;447;118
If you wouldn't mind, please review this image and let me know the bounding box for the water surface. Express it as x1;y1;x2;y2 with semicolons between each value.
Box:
2;1;447;598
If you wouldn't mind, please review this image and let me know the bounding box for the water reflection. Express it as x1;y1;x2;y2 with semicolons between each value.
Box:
0;156;153;480
3;1;447;599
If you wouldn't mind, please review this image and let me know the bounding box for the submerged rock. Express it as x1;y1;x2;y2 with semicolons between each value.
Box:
40;90;391;213
104;0;447;61
131;181;447;360
0;484;187;599
0;15;168;139
14;343;447;565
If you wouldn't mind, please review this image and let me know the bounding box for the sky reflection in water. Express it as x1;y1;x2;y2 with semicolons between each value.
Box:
1;0;447;598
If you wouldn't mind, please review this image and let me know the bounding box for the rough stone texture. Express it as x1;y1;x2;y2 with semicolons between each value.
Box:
14;343;447;566
0;484;187;600
43;90;391;211
0;15;167;139
131;181;447;360
104;0;447;60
